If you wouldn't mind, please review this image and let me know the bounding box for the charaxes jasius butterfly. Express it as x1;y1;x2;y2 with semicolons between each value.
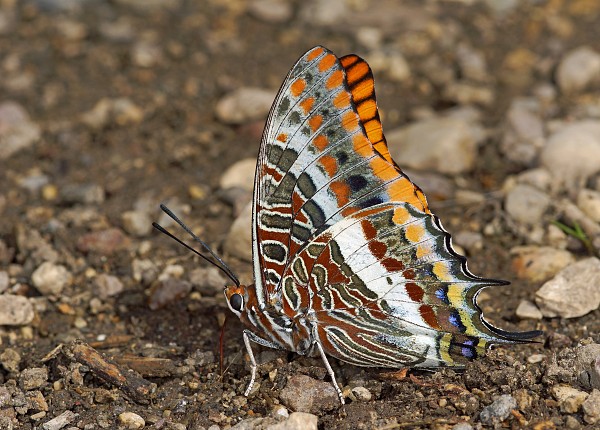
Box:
155;46;542;405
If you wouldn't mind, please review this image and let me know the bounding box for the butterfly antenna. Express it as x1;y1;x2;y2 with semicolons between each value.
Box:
153;204;240;287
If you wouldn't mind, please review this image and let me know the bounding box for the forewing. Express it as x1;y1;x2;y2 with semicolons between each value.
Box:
253;46;429;300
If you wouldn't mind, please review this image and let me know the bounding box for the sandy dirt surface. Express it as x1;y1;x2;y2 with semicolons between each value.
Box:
1;1;600;429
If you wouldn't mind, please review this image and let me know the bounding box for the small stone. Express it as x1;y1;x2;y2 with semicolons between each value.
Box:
443;82;495;106
223;201;252;262
81;98;144;129
77;228;131;255
215;87;276;125
515;168;553;193
387;116;484;174
19;367;48;390
527;354;546;364
0;295;34;326
582;389;600;424
271;404;289;420
131;40;163;68
452;423;473;430
535;257;600;318
515;300;543;320
510;246;575;283
60;183;105;204
42;410;78;430
365;50;411;83
27;390;48;412
0;101;41;160
552;385;589;413
504;184;551;226
189;266;227;295
118;412;145;429
350;386;372;402
0;270;9;293
299;0;349;26
0;347;21;372
248;0;292;23
31;262;72;296
268;412;318;430
501;97;545;165
148;278;192;310
556;46;600;94
479;394;517;425
122;210;152;237
453;231;483;254
93;274;124;300
578;189;600;223
132;259;159;286
220;158;257;192
577;343;600;389
456;43;488;82
541;121;600;190
279;374;339;414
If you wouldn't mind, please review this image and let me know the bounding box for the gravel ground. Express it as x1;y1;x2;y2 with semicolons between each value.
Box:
1;1;600;429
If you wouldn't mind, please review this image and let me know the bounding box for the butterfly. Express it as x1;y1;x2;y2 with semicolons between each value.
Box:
155;46;541;405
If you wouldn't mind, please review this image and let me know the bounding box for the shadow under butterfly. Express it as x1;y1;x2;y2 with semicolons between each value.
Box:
154;46;542;405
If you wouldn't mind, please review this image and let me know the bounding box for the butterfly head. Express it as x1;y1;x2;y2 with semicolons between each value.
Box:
224;284;248;317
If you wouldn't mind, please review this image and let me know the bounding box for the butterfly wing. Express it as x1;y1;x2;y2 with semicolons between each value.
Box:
253;46;430;304
254;46;540;367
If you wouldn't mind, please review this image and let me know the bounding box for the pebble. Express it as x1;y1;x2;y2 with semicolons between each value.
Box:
121;210;152;237
364;50;411;83
456;43;488;82
41;410;78;430
510;246;574;283
189;266;227;295
76;228;131;255
0;348;20;374
515;168;553;193
535;257;600;318
577;343;600;389
0;270;10;293
215;87;276;125
93;274;124;299
223;201;252;262
556;46;600;94
443;82;495;106
80;97;144;129
350;386;372;402
552;385;589;413
0;101;41;160
0;295;34;326
479;394;517;425
453;231;483;254
118;411;145;429
279;374;339;414
515;300;543;320
299;0;348;26
271;404;289;420
268;412;318;430
501;97;545;165
131;40;163;68
219;158;257;192
387;116;484;174
248;0;293;23
132;259;159;286
451;423;473;430
60;183;105;204
577;189;600;223
504;184;551;226
583;389;600;425
147;278;192;310
19;367;48;390
540;121;600;190
31;262;72;296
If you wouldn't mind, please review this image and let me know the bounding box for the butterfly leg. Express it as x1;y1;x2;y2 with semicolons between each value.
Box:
314;340;345;405
242;330;282;397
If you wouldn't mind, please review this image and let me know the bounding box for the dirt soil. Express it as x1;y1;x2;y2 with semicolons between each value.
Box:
1;1;599;429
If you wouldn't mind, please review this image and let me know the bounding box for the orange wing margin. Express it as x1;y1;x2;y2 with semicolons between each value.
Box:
340;54;431;214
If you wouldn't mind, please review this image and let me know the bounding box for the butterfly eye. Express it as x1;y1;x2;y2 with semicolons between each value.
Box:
229;293;244;312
